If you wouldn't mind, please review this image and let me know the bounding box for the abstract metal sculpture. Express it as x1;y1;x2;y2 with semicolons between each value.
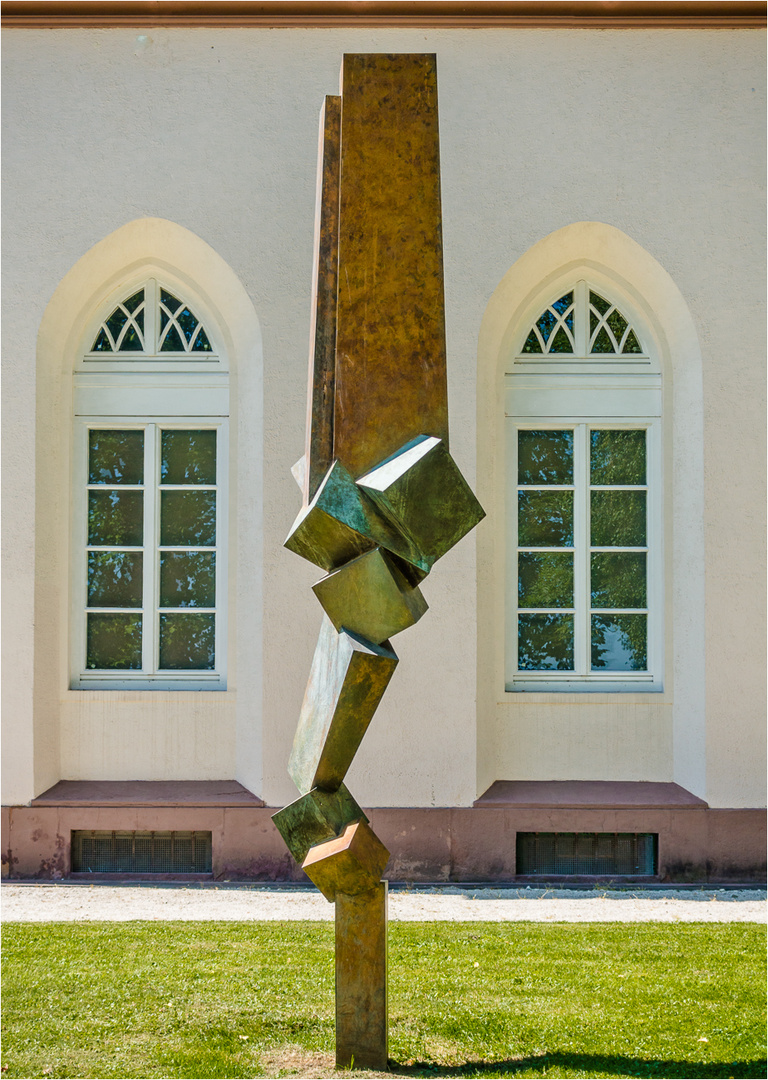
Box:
273;53;485;1071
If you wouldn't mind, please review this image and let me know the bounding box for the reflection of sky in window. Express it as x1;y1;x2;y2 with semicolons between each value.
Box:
592;621;645;671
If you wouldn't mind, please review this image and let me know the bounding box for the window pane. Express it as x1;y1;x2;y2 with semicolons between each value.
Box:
161;430;216;485
88;491;143;546
518;430;573;485
591;615;647;671
89;430;144;485
159;613;215;670
87;613;142;669
591;552;646;609
160;552;216;608
160;491;216;547
590;491;646;547
518;552;573;608
518;614;574;671
87;552;143;607
518;490;573;547
591;430;646;485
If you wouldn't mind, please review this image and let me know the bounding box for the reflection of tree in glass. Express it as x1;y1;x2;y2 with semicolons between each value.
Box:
160;492;216;547
88;491;143;546
590;491;645;547
519;490;573;547
591;430;645;485
161;430;216;484
159;613;215;669
160;553;216;608
518;614;574;670
87;613;142;669
518;552;573;607
89;430;144;485
88;552;143;607
591;552;646;608
591;615;647;670
518;430;573;484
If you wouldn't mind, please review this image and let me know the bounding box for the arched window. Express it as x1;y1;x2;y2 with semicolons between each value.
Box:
506;277;662;692
71;275;229;690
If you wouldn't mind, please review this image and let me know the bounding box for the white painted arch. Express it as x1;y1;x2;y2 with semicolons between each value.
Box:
476;221;706;799
25;218;264;800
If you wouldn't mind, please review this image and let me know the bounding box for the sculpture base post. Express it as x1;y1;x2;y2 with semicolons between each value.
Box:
335;881;388;1070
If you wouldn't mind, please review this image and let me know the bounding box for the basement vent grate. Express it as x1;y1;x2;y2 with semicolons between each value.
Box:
516;832;657;877
71;830;212;874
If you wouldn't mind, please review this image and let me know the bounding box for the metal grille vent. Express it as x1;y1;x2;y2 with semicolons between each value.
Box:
71;831;212;874
516;832;656;877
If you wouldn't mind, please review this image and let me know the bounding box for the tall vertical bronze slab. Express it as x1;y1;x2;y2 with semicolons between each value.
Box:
334;54;449;478
335;883;388;1070
304;95;341;504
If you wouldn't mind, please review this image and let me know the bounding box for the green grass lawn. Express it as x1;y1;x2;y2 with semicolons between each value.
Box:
2;921;765;1079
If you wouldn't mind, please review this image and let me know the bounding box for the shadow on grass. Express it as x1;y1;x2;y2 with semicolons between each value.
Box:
388;1054;768;1078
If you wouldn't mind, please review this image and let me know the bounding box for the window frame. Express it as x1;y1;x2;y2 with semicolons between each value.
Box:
504;278;663;694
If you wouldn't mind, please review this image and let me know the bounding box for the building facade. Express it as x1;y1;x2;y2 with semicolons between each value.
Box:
2;4;765;881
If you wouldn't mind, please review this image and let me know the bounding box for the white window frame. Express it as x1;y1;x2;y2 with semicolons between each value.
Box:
71;275;229;691
505;278;663;693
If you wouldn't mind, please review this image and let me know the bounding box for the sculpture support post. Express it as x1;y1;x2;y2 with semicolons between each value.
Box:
274;52;484;1070
335;883;388;1070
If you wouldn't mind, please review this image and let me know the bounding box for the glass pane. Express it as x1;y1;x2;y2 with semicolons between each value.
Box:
591;552;646;609
177;308;198;344
522;329;542;354
160;491;216;546
518;614;574;671
607;308;628;342
518;552;573;608
89;430;144;485
161;430;216;485
519;490;573;547
518;430;573;485
92;327;112;352
551;292;572;316
160;552;216;608
622;329;642;354
106;306;128;341
549;326;573;353
591;491;646;547
123;290;144;314
87;552;143;607
87;613;142;670
119;324;143;351
591;614;647;671
536;308;557;344
161;289;182;315
159;613;215;670
161;325;185;352
591;430;646;486
192;326;212;352
88;491;143;546
590;292;610;315
591;327;614;353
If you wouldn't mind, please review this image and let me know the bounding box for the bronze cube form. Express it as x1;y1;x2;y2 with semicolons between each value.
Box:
302;819;390;902
271;782;367;867
358;435;486;565
288;614;398;794
284;458;429;576
312;547;428;645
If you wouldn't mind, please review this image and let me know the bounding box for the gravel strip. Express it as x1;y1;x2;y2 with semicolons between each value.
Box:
2;884;765;923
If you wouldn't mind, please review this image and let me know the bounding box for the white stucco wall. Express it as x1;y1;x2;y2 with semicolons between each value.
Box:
2;27;764;809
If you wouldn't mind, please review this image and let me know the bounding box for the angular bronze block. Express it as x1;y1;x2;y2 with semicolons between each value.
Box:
271;782;367;867
358;435;486;566
302;819;390;902
284;458;429;575
312;547;427;645
334;54;449;478
288;614;398;794
336;882;388;1071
